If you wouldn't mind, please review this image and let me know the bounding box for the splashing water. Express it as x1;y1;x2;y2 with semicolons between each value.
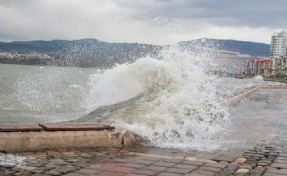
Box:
81;46;230;150
253;75;264;81
0;153;25;167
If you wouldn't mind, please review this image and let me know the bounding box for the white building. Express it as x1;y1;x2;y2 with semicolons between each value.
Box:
270;31;286;57
270;31;287;75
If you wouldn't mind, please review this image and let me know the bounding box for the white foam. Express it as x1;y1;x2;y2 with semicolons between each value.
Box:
83;46;230;150
0;153;25;167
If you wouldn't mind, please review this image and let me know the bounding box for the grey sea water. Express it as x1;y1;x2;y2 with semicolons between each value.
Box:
0;64;96;124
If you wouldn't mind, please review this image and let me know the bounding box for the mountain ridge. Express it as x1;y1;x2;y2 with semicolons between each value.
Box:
0;38;271;67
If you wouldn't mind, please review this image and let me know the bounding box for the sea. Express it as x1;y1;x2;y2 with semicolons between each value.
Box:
1;47;286;165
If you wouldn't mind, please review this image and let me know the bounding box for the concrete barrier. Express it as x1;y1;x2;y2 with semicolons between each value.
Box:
221;85;287;106
0;124;141;152
0;130;120;152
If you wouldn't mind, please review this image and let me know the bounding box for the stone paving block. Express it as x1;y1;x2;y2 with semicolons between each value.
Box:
162;158;183;163
197;159;217;164
224;164;239;172
131;159;157;165
134;156;161;161
113;158;132;163
174;156;185;160
236;168;250;175
188;170;216;176
198;166;222;173
203;163;228;169
194;152;219;160
14;166;37;171
212;154;238;162
265;169;287;175
133;169;160;176
216;171;234;176
174;164;198;170
276;157;287;161
181;160;205;166
157;172;183;176
263;173;285;176
98;165;136;173
274;159;287;164
152;161;176;167
279;154;287;158
271;163;287;169
165;167;191;174
121;163;146;168
185;157;197;161
29;169;45;174
249;169;265;175
144;165;168;171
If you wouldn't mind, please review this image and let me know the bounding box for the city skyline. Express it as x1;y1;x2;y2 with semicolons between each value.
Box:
0;0;287;45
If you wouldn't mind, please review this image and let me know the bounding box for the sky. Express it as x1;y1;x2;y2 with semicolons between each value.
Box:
0;0;286;45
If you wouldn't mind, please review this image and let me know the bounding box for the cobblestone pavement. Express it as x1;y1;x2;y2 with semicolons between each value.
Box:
1;145;286;176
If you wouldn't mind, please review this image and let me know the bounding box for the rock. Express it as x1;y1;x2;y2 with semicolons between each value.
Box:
236;168;249;173
123;131;136;147
234;157;247;164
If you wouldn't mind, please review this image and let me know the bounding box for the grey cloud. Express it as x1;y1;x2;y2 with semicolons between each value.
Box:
119;0;287;28
0;0;286;44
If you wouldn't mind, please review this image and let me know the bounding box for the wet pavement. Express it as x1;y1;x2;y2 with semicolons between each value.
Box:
224;89;287;151
1;145;287;176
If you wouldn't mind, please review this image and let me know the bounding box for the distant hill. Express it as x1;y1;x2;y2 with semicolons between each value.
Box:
178;38;270;57
0;39;161;67
0;38;271;67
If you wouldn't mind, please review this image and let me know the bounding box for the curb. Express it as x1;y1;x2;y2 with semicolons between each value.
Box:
220;85;287;106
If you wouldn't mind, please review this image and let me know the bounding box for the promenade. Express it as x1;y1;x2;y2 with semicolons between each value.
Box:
1;145;286;176
1;87;287;175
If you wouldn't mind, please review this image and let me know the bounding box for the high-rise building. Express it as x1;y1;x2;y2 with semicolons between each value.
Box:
270;31;286;57
270;31;287;75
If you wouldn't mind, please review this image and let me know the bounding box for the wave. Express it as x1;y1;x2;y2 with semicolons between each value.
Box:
81;47;230;150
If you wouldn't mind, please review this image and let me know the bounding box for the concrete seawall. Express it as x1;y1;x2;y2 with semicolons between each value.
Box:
220;85;287;106
0;124;139;152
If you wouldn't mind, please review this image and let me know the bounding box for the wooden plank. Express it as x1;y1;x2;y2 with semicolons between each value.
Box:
0;124;43;132
39;123;115;131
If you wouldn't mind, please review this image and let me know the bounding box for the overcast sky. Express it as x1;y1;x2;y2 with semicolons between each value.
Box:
0;0;286;45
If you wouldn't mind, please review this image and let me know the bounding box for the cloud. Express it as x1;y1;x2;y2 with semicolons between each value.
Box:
0;0;286;44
